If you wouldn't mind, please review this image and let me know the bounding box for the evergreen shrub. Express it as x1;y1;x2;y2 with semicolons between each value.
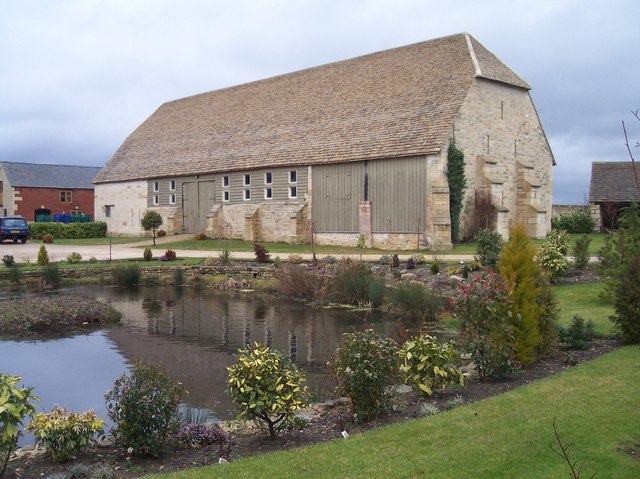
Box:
334;329;398;422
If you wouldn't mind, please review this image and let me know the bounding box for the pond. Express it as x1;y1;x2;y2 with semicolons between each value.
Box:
1;285;432;444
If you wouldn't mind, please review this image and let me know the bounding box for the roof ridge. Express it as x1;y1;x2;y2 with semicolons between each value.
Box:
465;33;482;77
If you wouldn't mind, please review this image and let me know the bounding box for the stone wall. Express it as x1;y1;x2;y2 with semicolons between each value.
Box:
453;78;554;239
94;181;148;236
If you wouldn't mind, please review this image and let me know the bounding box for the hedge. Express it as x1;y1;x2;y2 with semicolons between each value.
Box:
29;222;107;239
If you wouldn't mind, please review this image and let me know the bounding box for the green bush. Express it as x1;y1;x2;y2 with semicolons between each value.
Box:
42;234;54;244
334;329;398;423
398;334;465;397
26;406;105;462
572;234;592;270
611;256;640;343
545;229;570;255
112;264;141;286
29;222;107;239
41;263;61;288
535;275;560;357
143;247;153;261
66;252;82;263
105;361;185;457
2;255;14;267
551;209;594;233
388;282;444;323
328;260;385;307
536;241;569;283
37;245;49;266
141;211;163;246
227;343;308;440
0;373;38;477
451;271;517;377
475;228;503;266
559;315;596;350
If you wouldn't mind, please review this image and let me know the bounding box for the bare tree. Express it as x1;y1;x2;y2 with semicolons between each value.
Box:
622;109;640;195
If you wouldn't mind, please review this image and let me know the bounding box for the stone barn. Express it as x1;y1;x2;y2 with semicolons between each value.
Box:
589;161;640;230
94;33;554;249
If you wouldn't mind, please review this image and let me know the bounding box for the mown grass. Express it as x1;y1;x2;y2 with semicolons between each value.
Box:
554;282;614;336
146;346;640;479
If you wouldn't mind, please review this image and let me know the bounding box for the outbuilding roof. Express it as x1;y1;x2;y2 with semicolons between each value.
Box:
1;162;101;189
95;33;531;184
589;162;640;203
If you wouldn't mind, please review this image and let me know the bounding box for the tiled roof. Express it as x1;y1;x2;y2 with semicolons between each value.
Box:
1;162;101;189
95;33;531;184
589;162;640;202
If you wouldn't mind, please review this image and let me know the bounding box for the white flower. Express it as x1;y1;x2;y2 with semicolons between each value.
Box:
127;447;134;454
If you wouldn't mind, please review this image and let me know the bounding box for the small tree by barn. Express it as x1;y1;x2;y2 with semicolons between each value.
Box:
141;210;163;246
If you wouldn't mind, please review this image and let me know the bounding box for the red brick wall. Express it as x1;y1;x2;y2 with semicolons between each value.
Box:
11;187;95;221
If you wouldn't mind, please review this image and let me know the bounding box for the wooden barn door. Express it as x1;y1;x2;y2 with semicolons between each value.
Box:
182;181;215;233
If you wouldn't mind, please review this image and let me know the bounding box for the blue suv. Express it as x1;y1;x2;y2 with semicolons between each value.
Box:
0;216;29;243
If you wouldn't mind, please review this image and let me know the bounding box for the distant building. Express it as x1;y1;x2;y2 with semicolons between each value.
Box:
0;162;101;221
589;161;640;230
95;33;554;248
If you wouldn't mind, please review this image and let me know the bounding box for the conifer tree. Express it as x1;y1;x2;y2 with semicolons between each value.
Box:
498;225;542;365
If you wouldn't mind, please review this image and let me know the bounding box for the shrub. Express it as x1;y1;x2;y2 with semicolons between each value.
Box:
597;203;640;301
444;260;482;276
411;253;425;265
558;315;596;350
319;255;337;264
37;245;49;266
105;361;185;457
160;250;177;261
2;255;14;267
536;275;560;357
69;462;92;478
545;229;570;255
27;406;104;462
451;271;517;378
334;329;398;422
475;228;503;266
143;248;153;261
219;249;232;265
7;265;22;285
398;334;465;397
112;264;141;287
41;263;61;288
610;255;640;343
551;209;594;233
29;222;107;239
327;260;385;307
157;229;167;237
288;254;304;264
0;373;38;477
42;234;54;244
536;240;569;283
172;423;232;450
89;463;115;479
66;252;82;263
498;225;542;365
388;282;444;323
253;243;271;263
194;232;207;240
572;234;592;270
405;257;416;269
276;264;325;300
378;255;391;265
227;343;308;439
430;260;440;275
391;254;400;268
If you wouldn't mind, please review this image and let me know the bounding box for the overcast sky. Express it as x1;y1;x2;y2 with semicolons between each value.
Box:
1;0;638;204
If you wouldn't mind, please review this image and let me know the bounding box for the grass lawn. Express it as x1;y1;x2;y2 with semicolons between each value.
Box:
147;346;640;479
554;282;615;336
